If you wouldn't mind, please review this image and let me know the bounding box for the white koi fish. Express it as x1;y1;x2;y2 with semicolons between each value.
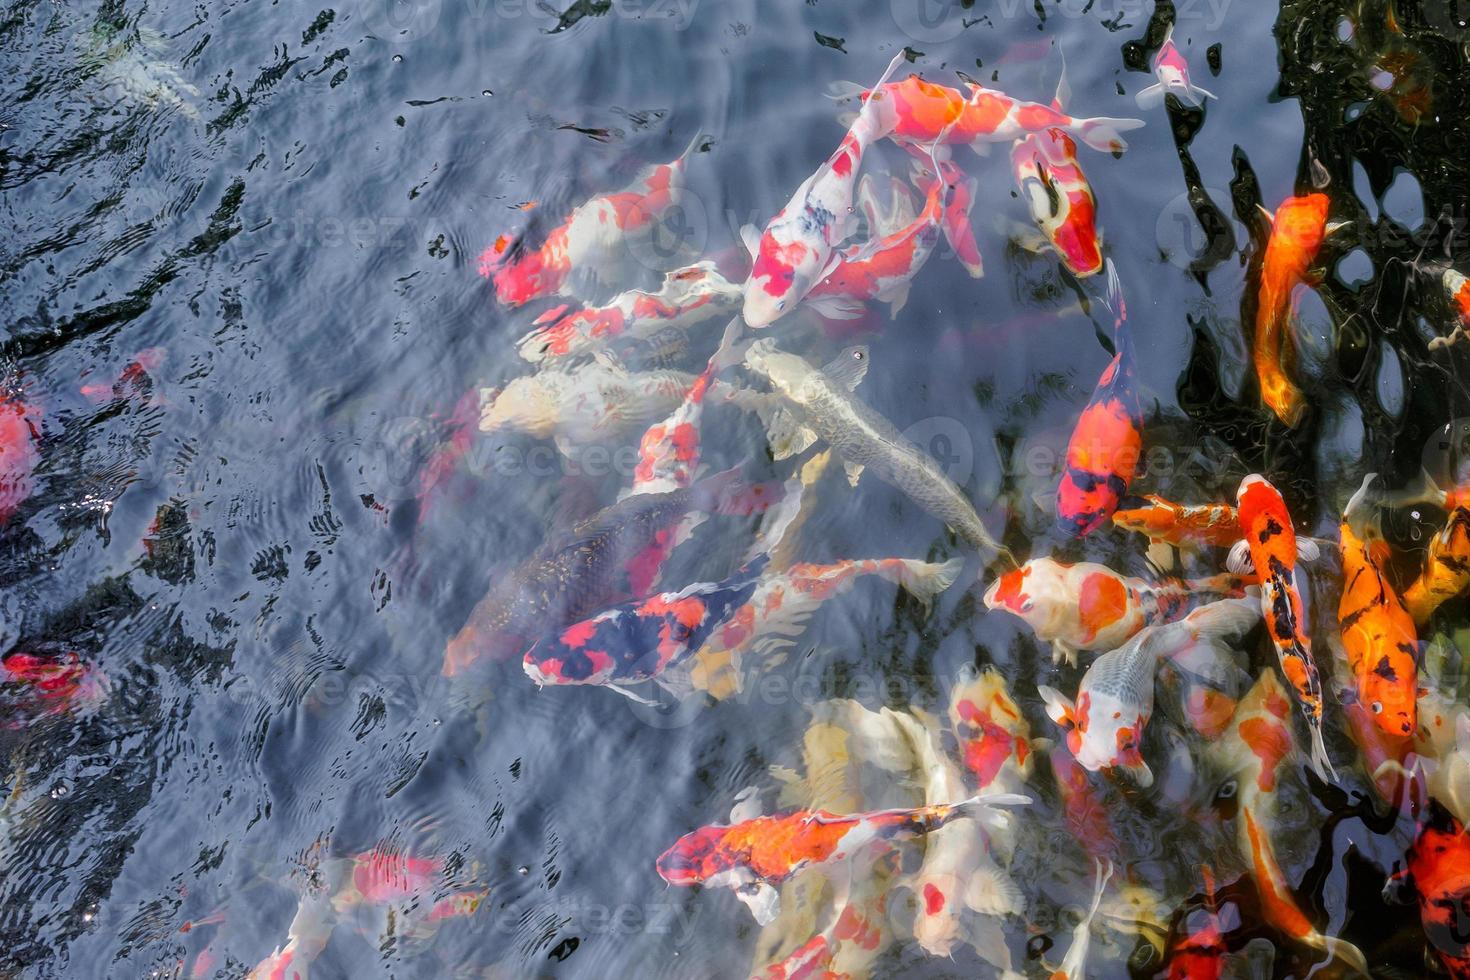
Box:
1136;24;1217;109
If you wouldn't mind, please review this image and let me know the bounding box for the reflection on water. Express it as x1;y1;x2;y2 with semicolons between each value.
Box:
2;0;1469;975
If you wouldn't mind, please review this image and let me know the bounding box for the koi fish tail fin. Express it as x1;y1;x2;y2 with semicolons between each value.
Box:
1307;720;1338;784
1320;934;1370;977
936;165;984;279
887;557;966;612
1134;82;1166;109
704;316;749;375
1101;257;1128;335
1073;115;1146;154
824;80;870;104
954;791;1032;834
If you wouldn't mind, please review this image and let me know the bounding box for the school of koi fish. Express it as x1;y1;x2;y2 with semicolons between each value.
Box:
390;17;1470;979
8;3;1470;977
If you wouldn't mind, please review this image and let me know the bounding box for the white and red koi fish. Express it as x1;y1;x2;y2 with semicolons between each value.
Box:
479;359;695;457
1136;24;1217;109
741;54;907;328
801;165;952;321
1428;267;1470;350
655;792;1028;925
1010;67;1104;278
479;133;704;307
0;651;109;726
514;260;742;365
0;392;42;528
832;74;1144;156
948;665;1034;795
625;317;745;497
1038;597;1259;787
982;556;1243;666
1235;474;1335;781
688;556;962;693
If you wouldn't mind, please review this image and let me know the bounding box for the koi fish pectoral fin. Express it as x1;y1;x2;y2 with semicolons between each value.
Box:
740;223;761;260
1037;685;1077;727
760;407;819;461
843;460;864;487
735;882;781;926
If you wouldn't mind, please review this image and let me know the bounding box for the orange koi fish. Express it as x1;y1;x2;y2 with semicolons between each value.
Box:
1329;634;1422;813
982;556;1243;666
1236;474;1335;781
514;260;741;365
1;651;109;726
1111;495;1241;549
1056;264;1142;536
742;55;907;328
1385;802;1470;979
1338;475;1419;737
834;74;1144;155
655;793;1028;925
1010;66;1104;278
479;133;704;307
1252;193;1331;427
802;165;952;321
1403;505;1470;625
1210;670;1369;974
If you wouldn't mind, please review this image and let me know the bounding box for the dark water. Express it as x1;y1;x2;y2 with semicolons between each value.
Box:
3;0;1469;976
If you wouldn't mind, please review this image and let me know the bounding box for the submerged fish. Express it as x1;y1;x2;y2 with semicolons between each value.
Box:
655;792;1029;925
1055;265;1140;536
1164;869;1234;980
1252;193;1332;428
1137;24;1217;109
1039;597;1259;787
1338;475;1419;737
479;133;704;307
0;651;109;726
1385;802;1470;980
1010;66;1104;278
948;665;1034;795
741;339;1006;559
443;468;769;675
982;556;1243;666
1236;474;1335;781
834;74;1144;155
1048;859;1113;980
741;54;907;328
0;393;41;527
479;359;695;457
1111;495;1241;549
522;557;769;700
1403;505;1470;625
513;260;742;366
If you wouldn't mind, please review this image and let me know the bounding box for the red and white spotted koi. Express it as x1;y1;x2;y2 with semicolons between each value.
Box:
1010;68;1104;278
741;54;907;328
514;260;741;365
1136;24;1217;109
479;133;704;307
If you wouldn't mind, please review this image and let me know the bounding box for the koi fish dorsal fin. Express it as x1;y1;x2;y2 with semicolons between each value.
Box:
1053;48;1071;111
822;346;869;391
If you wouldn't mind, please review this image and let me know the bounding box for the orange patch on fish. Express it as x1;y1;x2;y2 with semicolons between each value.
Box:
1077;573;1128;642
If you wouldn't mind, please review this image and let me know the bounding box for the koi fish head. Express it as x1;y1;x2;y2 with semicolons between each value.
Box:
1271;194;1331;253
655;826;740;885
743;338;817;402
950;667;1033;786
1400;803;1470;963
743;230;818;328
1363;666;1417;738
1045;683;1153;786
477;377;559;439
1235;474;1295;575
1012;135;1103;278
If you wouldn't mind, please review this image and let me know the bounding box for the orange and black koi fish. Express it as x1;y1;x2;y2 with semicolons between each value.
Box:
1385;801;1470;979
1236;474;1335;781
1057;263;1142;536
1253;194;1332;427
1338;475;1419;737
1404;505;1470;625
656;793;1028;925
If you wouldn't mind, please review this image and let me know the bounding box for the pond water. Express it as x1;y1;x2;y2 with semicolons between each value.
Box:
3;0;1470;976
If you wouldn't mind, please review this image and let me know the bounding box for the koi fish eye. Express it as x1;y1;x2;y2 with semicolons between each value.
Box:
1371;701;1384;714
1217;779;1237;799
1025;934;1053;959
776;300;786;312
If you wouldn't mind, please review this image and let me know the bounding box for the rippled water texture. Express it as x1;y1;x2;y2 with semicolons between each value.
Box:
3;0;1470;976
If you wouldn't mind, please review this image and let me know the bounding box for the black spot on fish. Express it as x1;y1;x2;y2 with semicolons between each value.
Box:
1373;656;1398;681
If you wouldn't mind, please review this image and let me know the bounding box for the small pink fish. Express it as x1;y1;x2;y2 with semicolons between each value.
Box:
1136;24;1217;109
480;134;703;307
1010;72;1104;278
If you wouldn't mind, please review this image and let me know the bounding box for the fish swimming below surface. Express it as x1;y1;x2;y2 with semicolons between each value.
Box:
1137;23;1217;109
1251;193;1333;428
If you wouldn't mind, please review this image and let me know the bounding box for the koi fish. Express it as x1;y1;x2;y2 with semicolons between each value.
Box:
831;74;1145;156
1111;495;1241;549
801;165;950;321
741;54;907;328
1328;634;1422;813
982;556;1244;666
0;393;41;527
685;556;964;695
741;339;1006;560
1236;474;1335;781
1048;859;1113;980
443;467;771;675
513;260;742;365
948;665;1033;794
245;892;334;980
1338;474;1418;737
1;651;109;725
624;317;745;497
1252;193;1332;427
479;133;703;307
478;359;695;458
1428;268;1470;351
522;556;770;701
1165;869;1234;980
1136;24;1217;109
1403;505;1470;625
1056;264;1141;536
1384;801;1470;979
655;792;1029;925
1010;66;1104;278
749;932;844;980
1051;741;1120;862
1038;597;1259;787
1209;670;1369;974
